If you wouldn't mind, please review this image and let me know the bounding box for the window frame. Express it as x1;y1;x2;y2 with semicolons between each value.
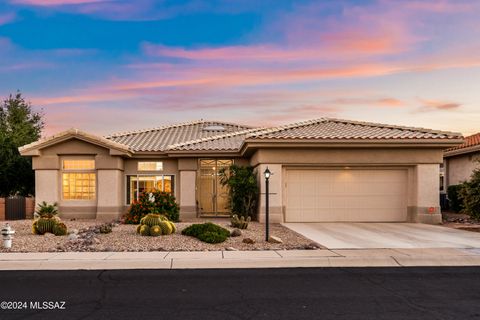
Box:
125;174;176;205
61;159;97;201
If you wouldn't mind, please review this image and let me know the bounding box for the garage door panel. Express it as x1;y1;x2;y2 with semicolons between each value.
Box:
285;169;407;222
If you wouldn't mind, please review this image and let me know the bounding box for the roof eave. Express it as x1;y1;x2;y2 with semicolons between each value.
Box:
18;129;133;157
240;138;465;155
444;144;480;158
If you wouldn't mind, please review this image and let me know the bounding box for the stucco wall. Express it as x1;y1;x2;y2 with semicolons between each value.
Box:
250;148;443;166
446;152;480;186
251;147;443;224
32;138;125;219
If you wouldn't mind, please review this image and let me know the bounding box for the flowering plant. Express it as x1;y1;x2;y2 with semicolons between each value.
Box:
123;189;180;224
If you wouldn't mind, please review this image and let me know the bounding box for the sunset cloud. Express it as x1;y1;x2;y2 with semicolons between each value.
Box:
3;0;480;136
418;99;462;112
11;0;109;6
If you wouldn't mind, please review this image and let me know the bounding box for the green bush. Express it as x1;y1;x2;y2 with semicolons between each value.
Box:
459;168;480;219
182;223;230;243
448;184;464;213
123;190;180;224
219;165;258;219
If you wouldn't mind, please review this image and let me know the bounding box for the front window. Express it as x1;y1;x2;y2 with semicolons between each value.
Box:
126;175;174;204
62;160;96;200
138;161;163;171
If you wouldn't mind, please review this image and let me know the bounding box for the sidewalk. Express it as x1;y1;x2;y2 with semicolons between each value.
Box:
2;248;480;270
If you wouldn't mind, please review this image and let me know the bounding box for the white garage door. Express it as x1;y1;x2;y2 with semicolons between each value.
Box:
285;169;408;222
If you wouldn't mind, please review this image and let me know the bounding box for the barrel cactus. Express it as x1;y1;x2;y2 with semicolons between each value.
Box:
36;217;57;234
150;225;162;237
141;214;163;227
139;225;150;236
53;222;68;236
32;220;40;235
159;221;173;235
169;221;177;233
136;224;142;234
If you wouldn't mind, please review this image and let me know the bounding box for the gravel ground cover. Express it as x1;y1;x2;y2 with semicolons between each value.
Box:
0;219;318;252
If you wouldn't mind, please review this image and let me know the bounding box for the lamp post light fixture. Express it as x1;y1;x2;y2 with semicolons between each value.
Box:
264;167;272;242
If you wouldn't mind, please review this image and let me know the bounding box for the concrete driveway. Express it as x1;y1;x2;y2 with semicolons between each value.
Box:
283;223;480;249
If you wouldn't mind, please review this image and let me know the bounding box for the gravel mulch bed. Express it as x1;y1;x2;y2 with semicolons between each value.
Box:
442;211;480;233
0;218;318;252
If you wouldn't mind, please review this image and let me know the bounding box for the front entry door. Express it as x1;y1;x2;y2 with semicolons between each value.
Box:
198;159;233;216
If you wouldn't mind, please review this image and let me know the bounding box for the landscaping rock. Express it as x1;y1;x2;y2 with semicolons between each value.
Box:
243;238;255;244
268;236;283;244
67;233;78;241
69;229;79;235
225;247;238;251
230;229;242;237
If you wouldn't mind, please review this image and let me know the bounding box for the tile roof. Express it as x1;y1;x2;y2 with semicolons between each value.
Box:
105;120;253;152
445;132;480;153
165;127;267;151
245;118;462;140
164;118;462;152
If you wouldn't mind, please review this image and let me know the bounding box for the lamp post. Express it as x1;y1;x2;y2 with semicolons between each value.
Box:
264;167;271;242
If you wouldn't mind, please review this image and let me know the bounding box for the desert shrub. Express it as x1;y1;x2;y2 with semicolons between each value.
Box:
459;168;480;219
182;222;230;243
124;190;179;224
219;165;258;219
447;185;464;213
36;201;58;218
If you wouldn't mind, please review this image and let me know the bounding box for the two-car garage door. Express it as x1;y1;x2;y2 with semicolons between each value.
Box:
285;169;408;222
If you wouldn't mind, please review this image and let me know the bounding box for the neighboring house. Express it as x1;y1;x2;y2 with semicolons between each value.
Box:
19;118;463;224
444;133;480;188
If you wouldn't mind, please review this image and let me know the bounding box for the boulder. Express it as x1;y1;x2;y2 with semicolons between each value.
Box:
268;235;283;244
242;238;255;244
230;229;242;237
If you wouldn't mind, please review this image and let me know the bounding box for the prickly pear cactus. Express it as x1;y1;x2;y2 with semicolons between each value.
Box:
139;225;150;236
53;222;68;236
159;221;173;235
36;217;56;234
150;225;162;237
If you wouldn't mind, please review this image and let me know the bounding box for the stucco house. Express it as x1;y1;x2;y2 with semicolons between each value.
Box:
443;133;480;188
19;118;463;224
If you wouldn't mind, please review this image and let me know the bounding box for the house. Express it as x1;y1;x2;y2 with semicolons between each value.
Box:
443;133;480;188
19;118;463;224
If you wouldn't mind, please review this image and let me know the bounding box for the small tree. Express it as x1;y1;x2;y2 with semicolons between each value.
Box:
219;165;258;219
459;164;480;219
0;92;44;197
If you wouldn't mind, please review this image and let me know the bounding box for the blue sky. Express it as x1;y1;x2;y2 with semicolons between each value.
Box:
0;0;479;136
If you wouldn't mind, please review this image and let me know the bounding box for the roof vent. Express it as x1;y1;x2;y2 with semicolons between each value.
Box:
203;125;226;132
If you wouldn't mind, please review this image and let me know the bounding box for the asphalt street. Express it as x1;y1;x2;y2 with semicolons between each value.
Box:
0;267;479;320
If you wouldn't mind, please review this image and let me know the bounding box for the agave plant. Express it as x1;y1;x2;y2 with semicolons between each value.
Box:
35;201;59;218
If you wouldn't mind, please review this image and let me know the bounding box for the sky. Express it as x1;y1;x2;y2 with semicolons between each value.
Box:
0;0;479;137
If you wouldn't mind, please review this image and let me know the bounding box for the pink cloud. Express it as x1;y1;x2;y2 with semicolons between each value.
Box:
418;99;462;112
11;0;109;6
0;13;15;25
